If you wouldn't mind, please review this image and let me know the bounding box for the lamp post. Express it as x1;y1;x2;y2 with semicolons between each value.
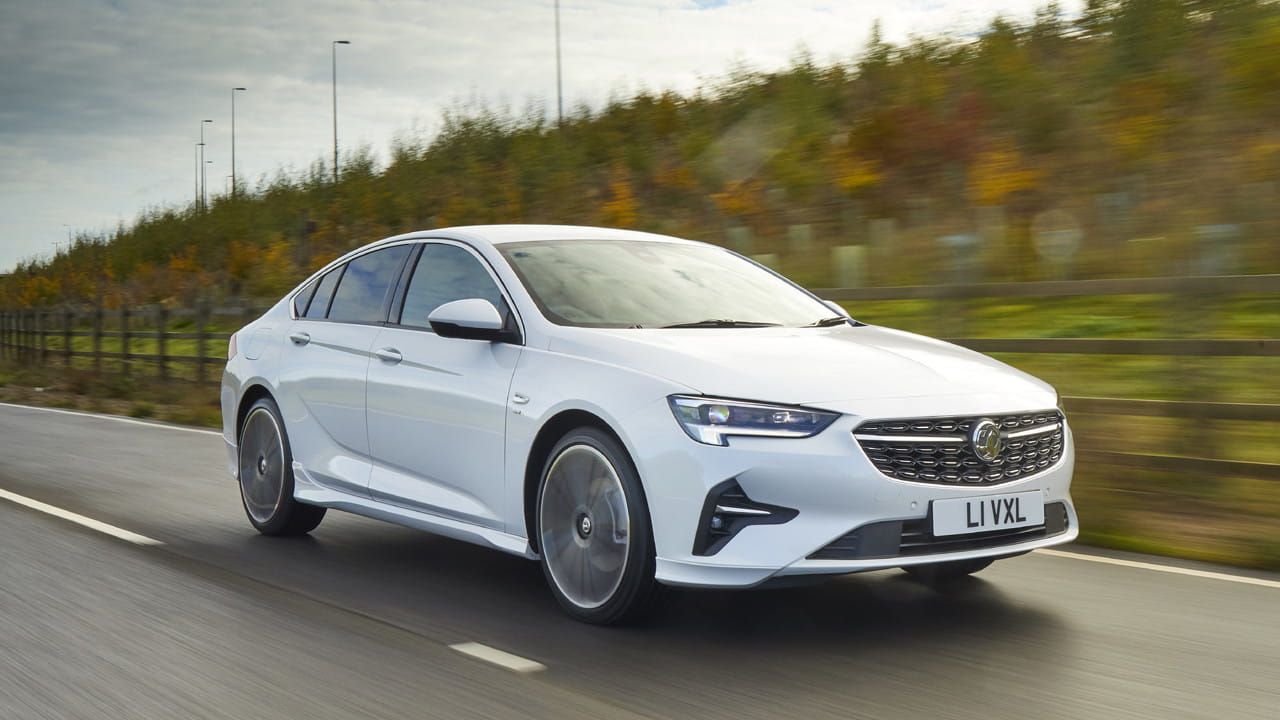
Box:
555;0;563;124
194;143;201;208
332;40;350;185
199;119;213;210
231;87;246;197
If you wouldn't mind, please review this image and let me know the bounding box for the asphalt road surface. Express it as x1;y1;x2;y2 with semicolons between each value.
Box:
1;402;1276;720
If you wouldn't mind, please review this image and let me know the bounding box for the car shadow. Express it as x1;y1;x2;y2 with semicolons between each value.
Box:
183;514;1068;667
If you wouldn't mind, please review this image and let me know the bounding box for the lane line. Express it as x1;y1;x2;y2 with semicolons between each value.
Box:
0;488;164;546
449;642;546;673
0;402;221;436
1038;548;1280;589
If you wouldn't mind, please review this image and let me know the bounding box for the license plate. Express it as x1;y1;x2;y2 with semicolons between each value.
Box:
932;491;1044;537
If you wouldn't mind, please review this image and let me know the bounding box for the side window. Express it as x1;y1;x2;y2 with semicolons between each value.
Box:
327;245;411;323
303;266;343;319
399;244;506;328
292;277;319;317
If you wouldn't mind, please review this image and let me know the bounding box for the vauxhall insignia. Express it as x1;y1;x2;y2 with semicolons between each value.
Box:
970;419;1004;463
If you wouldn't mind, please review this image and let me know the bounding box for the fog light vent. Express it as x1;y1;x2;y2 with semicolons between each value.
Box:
693;480;797;556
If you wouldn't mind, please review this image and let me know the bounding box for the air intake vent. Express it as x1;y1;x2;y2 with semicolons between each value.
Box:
808;502;1070;560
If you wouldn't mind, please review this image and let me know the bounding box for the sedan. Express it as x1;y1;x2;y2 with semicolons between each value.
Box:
221;224;1077;624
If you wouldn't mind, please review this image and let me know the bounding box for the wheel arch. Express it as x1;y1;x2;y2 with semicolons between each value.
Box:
236;383;276;443
523;409;630;553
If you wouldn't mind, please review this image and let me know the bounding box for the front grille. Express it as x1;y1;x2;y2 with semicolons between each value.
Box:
808;501;1070;560
853;410;1065;485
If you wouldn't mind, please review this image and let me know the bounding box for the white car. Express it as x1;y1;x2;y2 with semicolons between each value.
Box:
221;224;1077;624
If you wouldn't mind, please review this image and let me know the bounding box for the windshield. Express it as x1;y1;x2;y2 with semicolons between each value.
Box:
498;239;839;328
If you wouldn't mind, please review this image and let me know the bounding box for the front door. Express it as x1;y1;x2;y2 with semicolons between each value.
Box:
366;242;522;528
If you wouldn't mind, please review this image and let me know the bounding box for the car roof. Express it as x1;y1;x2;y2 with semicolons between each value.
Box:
377;224;701;248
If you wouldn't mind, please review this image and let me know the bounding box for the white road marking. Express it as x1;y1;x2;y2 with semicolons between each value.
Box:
449;642;546;673
0;488;164;546
1038;548;1280;589
0;402;221;436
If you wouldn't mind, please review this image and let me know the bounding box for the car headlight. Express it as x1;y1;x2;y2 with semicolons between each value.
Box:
668;395;839;446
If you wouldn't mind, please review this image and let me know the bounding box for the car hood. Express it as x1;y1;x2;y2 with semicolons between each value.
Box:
546;324;1056;411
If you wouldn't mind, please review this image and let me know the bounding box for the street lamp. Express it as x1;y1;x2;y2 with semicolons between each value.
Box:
332;40;350;185
194;143;201;209
555;0;563;124
231;87;246;197
199;119;213;210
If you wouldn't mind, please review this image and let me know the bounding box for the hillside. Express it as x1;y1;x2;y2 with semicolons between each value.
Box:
3;0;1279;309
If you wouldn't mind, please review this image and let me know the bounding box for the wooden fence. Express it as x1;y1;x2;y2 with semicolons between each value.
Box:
0;305;255;383
815;272;1280;482
1;273;1277;481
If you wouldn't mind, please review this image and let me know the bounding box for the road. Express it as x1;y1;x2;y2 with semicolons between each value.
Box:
1;402;1276;719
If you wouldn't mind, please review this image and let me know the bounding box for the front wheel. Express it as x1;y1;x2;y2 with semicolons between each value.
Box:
237;397;326;536
902;557;995;584
536;427;657;625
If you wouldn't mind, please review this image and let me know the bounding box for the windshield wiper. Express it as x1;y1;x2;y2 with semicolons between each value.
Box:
806;316;852;327
660;319;782;329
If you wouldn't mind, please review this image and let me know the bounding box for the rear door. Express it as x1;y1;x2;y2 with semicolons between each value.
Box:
366;241;522;529
276;244;412;497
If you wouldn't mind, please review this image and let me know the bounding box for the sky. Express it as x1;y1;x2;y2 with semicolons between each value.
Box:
0;0;1084;273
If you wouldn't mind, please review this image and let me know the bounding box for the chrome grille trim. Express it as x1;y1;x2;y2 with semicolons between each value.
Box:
1007;422;1062;439
851;434;966;444
853;410;1066;486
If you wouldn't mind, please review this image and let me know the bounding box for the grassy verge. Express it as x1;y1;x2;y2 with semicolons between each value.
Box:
0;361;222;428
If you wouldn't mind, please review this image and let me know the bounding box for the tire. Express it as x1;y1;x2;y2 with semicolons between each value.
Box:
902;557;995;584
237;396;326;536
536;427;657;625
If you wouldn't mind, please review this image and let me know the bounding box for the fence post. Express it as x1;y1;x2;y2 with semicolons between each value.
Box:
37;310;47;363
120;307;131;376
92;307;102;374
63;310;73;368
196;305;209;383
157;306;168;380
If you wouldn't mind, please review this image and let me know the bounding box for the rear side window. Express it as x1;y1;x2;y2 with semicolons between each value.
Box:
326;245;412;324
303;266;343;319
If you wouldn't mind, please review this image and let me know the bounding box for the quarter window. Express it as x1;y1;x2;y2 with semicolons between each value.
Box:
292;277;319;317
400;244;506;328
326;245;412;323
302;266;343;319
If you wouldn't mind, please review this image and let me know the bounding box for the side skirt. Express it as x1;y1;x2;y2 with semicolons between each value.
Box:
292;462;537;560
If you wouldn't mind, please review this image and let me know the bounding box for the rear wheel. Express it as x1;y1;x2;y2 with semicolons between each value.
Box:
536;428;657;625
238;397;325;536
902;557;994;584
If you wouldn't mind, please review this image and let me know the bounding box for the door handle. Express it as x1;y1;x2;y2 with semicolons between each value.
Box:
289;331;311;346
374;347;403;364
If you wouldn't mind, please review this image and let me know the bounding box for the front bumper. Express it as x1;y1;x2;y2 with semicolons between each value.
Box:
629;397;1078;588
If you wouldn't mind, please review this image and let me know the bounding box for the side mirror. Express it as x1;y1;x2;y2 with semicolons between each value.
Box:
428;299;515;342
